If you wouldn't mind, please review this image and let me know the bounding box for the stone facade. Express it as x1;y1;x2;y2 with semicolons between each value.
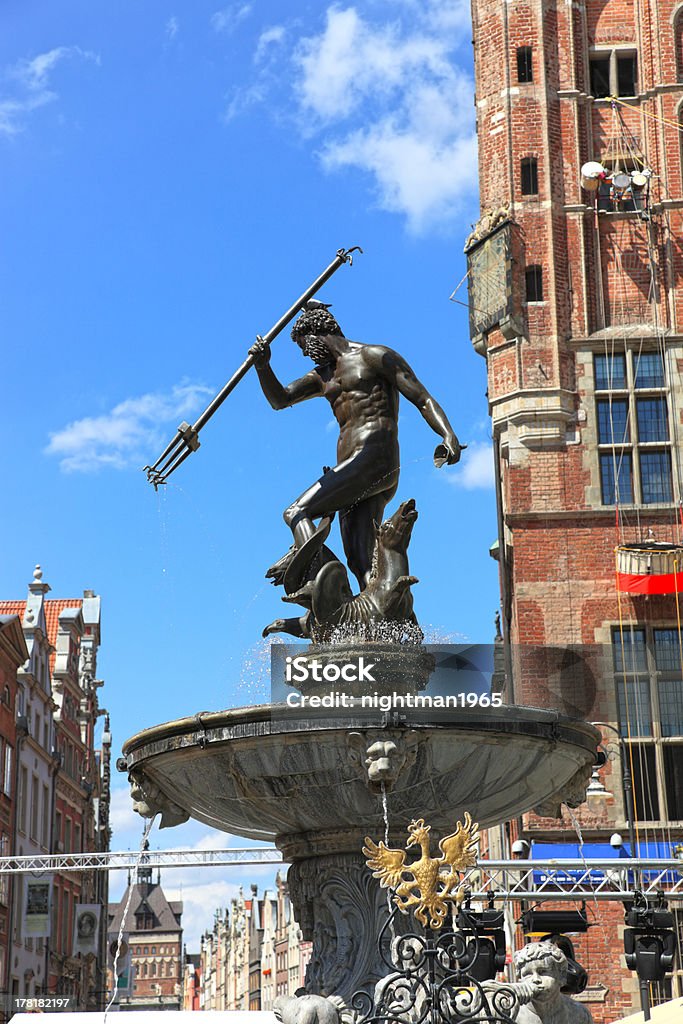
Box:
0;568;110;1012
0;614;28;1019
469;0;683;1018
195;877;311;1011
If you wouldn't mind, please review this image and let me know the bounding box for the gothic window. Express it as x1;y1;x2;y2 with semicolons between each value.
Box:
676;10;683;81
521;157;538;196
595;350;673;505
517;46;533;83
613;626;683;821
590;49;638;97
525;265;543;302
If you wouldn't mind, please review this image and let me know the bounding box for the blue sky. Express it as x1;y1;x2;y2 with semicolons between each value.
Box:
1;0;496;948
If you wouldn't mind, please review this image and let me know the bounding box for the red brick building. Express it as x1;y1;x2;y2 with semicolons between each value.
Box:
467;0;683;1018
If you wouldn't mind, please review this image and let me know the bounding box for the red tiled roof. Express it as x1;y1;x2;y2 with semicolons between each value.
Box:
44;599;83;671
0;597;83;671
44;599;83;648
0;601;26;619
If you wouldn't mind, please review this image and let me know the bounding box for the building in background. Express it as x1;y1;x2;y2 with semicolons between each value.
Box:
0;614;28;1018
0;567;111;1011
194;878;311;1012
108;857;183;1011
182;952;201;1011
467;0;683;1019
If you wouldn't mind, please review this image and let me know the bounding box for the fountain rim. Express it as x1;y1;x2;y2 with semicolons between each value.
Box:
121;702;601;767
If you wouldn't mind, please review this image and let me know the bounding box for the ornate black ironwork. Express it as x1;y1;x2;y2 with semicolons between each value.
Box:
351;904;519;1024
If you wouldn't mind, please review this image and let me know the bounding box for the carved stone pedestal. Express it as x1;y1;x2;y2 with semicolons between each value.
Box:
287;851;399;1003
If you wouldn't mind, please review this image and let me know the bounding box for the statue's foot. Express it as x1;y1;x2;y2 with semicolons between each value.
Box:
282;517;333;594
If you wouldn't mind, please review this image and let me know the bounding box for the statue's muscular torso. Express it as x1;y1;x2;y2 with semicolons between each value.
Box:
314;343;400;467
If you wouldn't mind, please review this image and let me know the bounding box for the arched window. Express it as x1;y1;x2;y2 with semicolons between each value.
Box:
675;9;683;81
521;157;538;195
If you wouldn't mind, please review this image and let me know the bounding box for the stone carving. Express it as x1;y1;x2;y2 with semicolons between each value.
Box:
347;730;421;793
129;769;189;828
484;942;594;1024
464;203;511;251
274;993;348;1024
533;762;594;818
262;499;423;643
287;852;406;1003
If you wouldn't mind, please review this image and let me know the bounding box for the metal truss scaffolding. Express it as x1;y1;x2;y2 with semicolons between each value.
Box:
0;852;681;902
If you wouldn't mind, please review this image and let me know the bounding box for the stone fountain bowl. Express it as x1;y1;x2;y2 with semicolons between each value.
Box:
121;703;599;858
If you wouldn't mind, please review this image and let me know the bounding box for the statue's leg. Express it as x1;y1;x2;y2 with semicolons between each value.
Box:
339;494;392;589
284;449;396;549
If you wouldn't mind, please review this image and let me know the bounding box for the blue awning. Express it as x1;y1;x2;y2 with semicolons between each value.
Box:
530;841;681;886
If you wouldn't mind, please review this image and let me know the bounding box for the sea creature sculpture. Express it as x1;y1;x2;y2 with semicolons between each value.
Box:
262;499;422;642
363;814;480;929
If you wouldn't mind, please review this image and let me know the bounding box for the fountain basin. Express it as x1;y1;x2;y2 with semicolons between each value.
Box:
121;703;599;856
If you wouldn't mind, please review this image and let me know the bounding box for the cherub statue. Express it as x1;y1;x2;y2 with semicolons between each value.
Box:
491;942;594;1024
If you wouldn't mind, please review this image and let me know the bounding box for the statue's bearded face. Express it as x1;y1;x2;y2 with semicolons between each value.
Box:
299;334;334;366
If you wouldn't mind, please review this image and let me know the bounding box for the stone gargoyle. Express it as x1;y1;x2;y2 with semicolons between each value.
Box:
347;729;421;793
533;762;594;819
129;769;189;828
262;499;422;643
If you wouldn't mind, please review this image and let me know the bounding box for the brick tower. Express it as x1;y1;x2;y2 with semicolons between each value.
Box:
467;0;683;1017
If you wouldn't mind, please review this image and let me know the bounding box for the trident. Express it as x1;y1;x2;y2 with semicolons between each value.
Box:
144;246;362;489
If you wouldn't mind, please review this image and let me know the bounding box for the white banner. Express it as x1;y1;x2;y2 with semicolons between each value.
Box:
73;904;101;956
24;879;51;937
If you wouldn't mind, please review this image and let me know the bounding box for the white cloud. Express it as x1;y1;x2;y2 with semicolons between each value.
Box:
165;16;179;41
290;6;476;231
449;441;495;490
45;381;213;473
255;26;286;64
222;82;267;122
0;46;99;138
211;4;252;34
217;3;476;232
109;785;141;841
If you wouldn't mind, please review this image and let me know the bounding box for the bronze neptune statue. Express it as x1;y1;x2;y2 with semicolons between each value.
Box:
248;305;464;641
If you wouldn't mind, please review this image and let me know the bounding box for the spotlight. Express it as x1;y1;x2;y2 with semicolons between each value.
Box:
623;895;676;983
552;935;588;995
522;907;590;936
457;900;507;981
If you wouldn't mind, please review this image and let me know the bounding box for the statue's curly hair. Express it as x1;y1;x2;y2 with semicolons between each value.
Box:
514;941;567;982
291;308;344;343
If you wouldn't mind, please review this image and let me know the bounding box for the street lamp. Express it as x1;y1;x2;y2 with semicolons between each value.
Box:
588;721;637;855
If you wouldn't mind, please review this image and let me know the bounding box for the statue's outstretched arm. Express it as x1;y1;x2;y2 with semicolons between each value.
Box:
380;348;462;465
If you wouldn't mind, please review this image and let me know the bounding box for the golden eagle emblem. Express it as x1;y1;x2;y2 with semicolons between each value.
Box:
363;814;479;929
